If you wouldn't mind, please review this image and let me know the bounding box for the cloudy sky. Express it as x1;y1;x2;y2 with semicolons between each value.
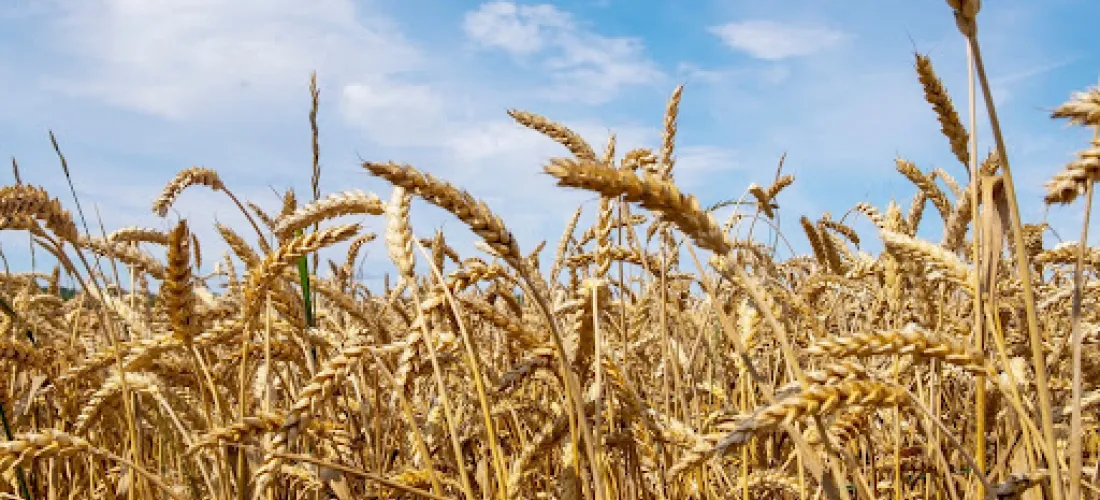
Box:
1;0;1097;282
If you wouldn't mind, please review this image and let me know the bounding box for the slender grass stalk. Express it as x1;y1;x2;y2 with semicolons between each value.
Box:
966;39;987;500
48;131;90;237
964;33;1065;500
1068;159;1095;500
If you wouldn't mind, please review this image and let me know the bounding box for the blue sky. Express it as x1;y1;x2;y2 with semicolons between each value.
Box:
1;0;1098;281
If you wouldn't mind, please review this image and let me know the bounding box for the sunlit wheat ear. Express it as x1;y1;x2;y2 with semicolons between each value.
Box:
945;0;980;37
343;232;377;273
930;167;965;199
577;214;650;248
385;186;415;282
804;410;867;446
854;201;887;231
216;222;260;270
0;214;39;234
107;227;169;246
895;158;952;220
186;412;285;457
78;236;166;279
192;232;204;270
716;380;907;452
747;176;793;220
256;341;416;493
806;323;989;374
743;470;802;498
279;188;296;221
422;232;446;271
1043;143;1100;205
800;216;829;270
743;172;795;220
282;343;376;433
915;52;970;168
151;167;224;217
819;217;860;247
941;186;975;250
774;361;874;401
363;161;523;267
274;190;385;238
600;133;618;167
906;189;928;235
248;201;277;231
544;157;730;255
458;296;542;349
74;372;162;434
241;224;360;320
1051;82;1100;126
622;147;658;172
880;230;974;289
507;109;597;161
506;408;574;493
1;430;182;499
162;220;196;346
1036;241;1099;267
0;429;97;471
0;184;79;242
658;84;684;178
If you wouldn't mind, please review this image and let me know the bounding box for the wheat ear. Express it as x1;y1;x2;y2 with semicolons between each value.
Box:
151;167;224;217
162;220;196;346
544;157;730;255
274;190;385;237
1051;82;1100;126
386;186;416;282
806;323;989;374
507;110;597;161
915;52;970;168
0;185;79;242
363;162;523;266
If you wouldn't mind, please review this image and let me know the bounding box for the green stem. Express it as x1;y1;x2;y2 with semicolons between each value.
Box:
296;247;317;365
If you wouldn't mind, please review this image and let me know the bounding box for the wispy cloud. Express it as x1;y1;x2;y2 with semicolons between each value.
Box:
43;0;424;121
463;1;664;103
462;2;571;55
708;20;849;61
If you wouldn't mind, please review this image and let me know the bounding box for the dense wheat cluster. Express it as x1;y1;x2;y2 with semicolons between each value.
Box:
2;3;1100;499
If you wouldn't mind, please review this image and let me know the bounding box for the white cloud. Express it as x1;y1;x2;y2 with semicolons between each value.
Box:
340;80;448;148
708;20;848;61
45;0;424;120
461;1;569;55
463;1;663;104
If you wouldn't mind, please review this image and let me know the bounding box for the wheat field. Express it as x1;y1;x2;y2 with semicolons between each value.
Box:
1;1;1099;499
